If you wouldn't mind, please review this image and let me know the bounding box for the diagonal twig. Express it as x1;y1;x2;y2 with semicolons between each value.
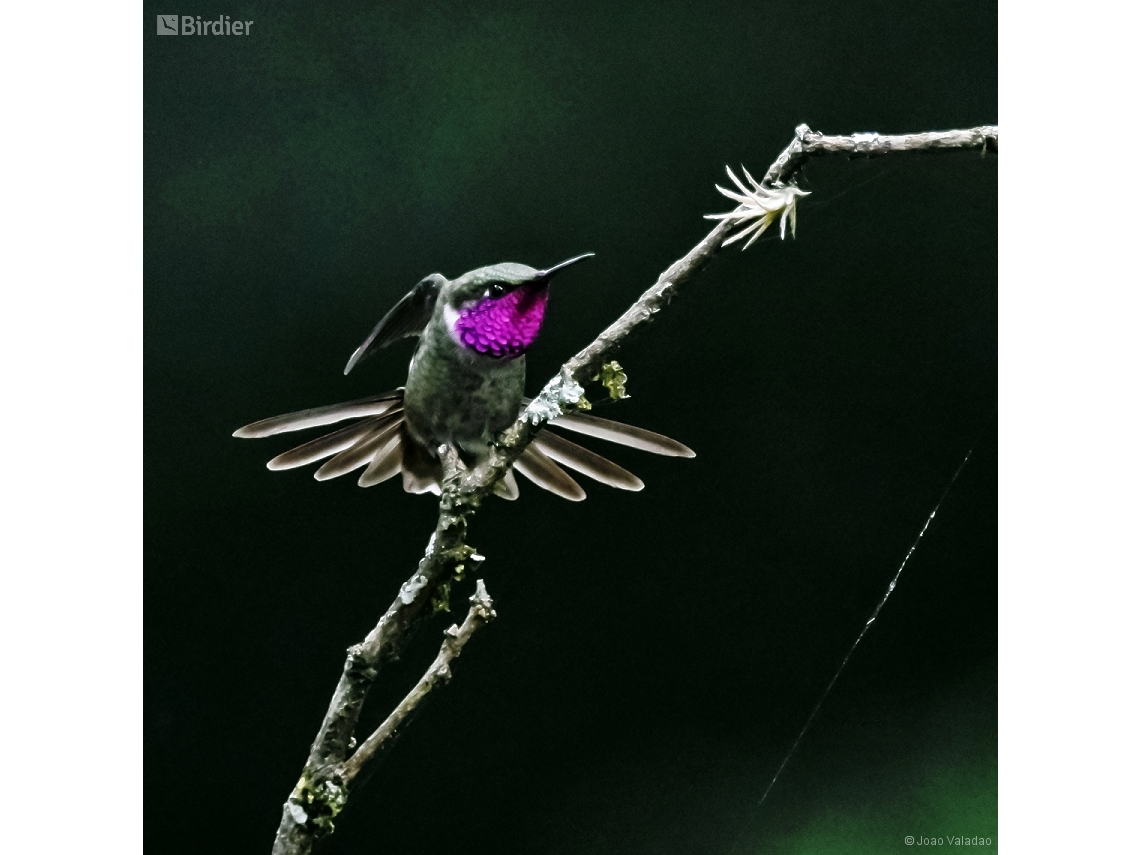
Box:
337;579;496;785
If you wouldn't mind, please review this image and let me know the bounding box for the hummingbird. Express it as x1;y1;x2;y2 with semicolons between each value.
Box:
234;255;693;500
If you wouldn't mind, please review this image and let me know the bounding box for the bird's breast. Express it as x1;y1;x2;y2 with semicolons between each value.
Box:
403;321;525;455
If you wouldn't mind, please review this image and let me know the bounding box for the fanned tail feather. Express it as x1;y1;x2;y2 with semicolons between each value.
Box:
357;432;404;487
267;413;400;471
531;429;643;491
492;469;520;501
233;393;403;438
400;427;442;495
315;418;403;481
235;389;692;500
548;411;694;457
514;446;586;501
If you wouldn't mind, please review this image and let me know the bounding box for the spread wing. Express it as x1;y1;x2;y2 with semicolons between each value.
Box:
343;273;445;375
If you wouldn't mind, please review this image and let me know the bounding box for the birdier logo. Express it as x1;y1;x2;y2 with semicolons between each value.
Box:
156;15;255;35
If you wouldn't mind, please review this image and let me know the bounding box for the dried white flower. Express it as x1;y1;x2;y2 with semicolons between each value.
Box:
705;165;810;249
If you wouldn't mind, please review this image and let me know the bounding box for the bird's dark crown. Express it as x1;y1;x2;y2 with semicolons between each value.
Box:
440;263;543;307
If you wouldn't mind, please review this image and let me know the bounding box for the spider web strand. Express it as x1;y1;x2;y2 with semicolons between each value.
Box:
754;436;981;811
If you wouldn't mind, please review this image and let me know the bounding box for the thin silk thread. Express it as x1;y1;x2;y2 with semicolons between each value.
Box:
754;439;979;811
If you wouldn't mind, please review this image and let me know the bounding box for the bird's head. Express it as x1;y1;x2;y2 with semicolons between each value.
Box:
441;254;593;359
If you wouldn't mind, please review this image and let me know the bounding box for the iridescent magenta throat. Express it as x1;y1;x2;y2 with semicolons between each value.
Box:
453;283;549;359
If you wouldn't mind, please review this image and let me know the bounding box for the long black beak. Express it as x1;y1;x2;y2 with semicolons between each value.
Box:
539;253;594;280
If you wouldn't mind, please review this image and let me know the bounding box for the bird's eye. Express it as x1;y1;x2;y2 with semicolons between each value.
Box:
486;283;505;298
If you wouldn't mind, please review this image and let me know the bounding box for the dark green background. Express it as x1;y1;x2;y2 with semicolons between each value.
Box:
145;2;997;852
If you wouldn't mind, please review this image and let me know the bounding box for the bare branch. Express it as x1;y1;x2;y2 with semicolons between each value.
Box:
272;578;494;855
338;579;496;784
269;121;998;854
763;123;998;187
